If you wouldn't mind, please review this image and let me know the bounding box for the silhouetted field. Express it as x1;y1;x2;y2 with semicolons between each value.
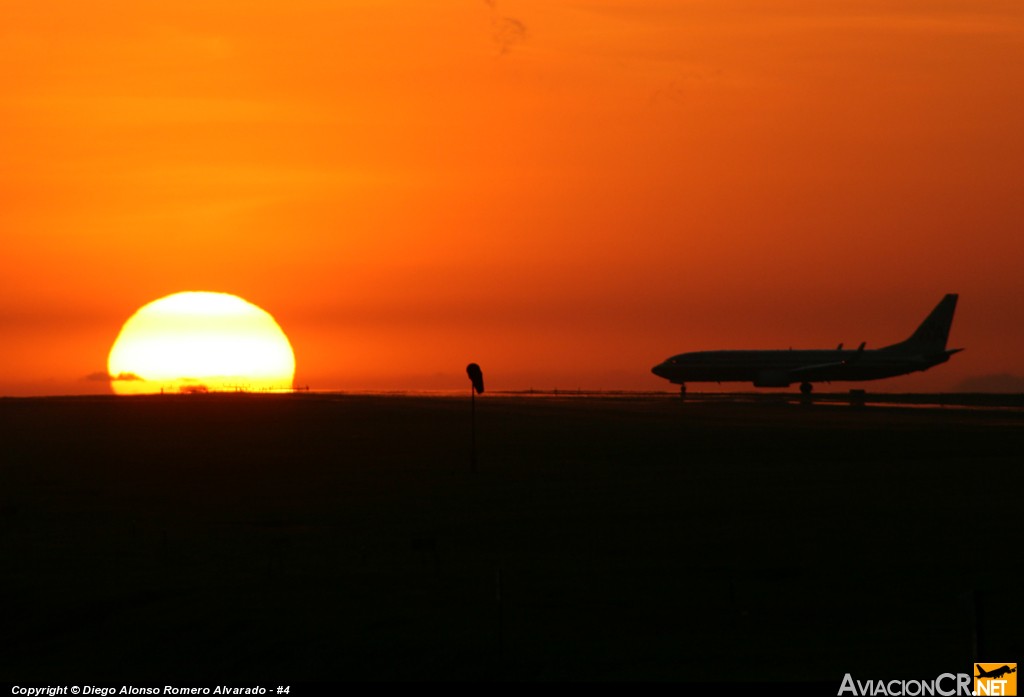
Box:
1;394;1022;682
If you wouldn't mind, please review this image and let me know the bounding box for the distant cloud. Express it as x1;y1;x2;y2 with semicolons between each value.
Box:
955;373;1024;393
485;0;527;55
83;371;144;382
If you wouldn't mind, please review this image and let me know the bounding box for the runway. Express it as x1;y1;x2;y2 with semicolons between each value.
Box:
2;393;1021;681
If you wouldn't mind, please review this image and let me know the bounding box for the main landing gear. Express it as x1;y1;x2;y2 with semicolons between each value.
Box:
799;382;813;395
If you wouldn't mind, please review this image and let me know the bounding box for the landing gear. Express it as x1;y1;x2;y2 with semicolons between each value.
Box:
679;384;687;398
799;382;813;395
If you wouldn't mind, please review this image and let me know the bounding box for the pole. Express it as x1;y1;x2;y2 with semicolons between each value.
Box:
496;564;503;658
471;385;477;472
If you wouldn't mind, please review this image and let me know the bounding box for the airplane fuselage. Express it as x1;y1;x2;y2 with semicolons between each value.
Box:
652;348;952;387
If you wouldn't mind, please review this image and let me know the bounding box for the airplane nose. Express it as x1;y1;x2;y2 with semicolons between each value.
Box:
651;361;668;378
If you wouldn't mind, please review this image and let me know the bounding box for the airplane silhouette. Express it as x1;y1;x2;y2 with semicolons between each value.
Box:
976;665;1016;680
651;294;962;395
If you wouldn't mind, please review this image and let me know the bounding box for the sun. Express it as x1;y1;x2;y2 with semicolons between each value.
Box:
107;292;296;395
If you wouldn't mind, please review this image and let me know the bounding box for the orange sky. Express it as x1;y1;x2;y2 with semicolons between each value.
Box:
2;0;1022;395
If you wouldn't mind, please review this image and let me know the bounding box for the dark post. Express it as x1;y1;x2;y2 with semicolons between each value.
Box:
466;363;484;472
496;564;504;657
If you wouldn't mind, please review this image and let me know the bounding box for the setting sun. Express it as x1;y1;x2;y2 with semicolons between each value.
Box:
107;292;295;395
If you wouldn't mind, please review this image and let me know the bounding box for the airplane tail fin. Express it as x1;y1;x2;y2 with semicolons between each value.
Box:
897;294;958;352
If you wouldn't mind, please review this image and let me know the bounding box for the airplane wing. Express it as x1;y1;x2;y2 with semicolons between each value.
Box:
789;343;866;378
788;361;847;375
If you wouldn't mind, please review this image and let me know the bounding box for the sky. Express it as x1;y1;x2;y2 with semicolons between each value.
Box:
1;0;1022;395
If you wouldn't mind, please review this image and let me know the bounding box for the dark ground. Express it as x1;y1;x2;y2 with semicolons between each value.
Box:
1;393;1022;682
